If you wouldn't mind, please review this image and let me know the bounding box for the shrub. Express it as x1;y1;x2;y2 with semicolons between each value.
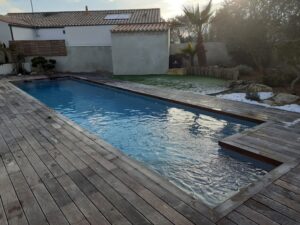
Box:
31;57;47;68
263;68;296;87
236;65;254;76
246;91;260;101
31;57;56;72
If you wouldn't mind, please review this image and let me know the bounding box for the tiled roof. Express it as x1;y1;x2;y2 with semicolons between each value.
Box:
111;23;169;33
0;8;162;28
0;15;29;26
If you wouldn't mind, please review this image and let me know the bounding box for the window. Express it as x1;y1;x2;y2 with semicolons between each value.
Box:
104;14;131;20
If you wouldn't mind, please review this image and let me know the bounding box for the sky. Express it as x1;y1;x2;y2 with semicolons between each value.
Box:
0;0;224;18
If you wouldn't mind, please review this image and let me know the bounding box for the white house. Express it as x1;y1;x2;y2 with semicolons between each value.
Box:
0;8;170;75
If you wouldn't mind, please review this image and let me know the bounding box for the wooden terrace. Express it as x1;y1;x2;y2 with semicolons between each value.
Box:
0;74;299;225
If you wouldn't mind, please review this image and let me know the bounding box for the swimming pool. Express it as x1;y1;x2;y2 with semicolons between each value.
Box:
17;78;274;206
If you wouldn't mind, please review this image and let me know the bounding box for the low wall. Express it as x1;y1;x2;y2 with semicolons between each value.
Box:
0;63;31;75
187;66;239;80
26;46;113;73
0;64;14;75
170;42;232;66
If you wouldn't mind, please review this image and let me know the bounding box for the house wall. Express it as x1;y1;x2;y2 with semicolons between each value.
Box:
26;46;113;73
36;28;65;40
12;25;115;73
65;25;114;46
112;31;170;75
11;26;35;40
11;25;114;47
0;21;12;45
53;46;113;72
12;27;65;41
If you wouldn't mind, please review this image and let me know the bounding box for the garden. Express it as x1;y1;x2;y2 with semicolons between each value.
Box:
116;0;300;113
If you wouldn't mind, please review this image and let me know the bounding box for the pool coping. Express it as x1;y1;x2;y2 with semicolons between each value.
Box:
7;74;300;223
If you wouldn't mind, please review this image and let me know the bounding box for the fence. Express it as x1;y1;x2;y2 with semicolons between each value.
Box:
9;40;67;58
187;66;239;80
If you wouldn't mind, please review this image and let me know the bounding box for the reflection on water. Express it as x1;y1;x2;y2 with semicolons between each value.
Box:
18;79;273;206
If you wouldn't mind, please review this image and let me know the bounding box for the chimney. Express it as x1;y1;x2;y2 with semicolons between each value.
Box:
85;5;88;12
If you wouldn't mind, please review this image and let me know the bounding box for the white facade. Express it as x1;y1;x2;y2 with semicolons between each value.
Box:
0;21;12;45
10;25;114;47
36;28;65;40
12;27;65;41
11;26;35;40
65;25;115;47
112;31;170;75
0;20;171;74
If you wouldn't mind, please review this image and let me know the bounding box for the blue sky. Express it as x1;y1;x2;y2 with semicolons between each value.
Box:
0;0;223;18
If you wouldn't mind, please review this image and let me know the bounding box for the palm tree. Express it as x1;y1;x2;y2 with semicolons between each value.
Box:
181;43;197;66
183;0;213;67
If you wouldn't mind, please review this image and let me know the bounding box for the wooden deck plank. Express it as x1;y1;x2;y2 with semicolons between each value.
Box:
235;205;279;225
243;198;299;225
9;171;49;225
81;167;153;225
217;218;237;225
68;170;133;225
57;174;111;225
0;195;8;225
260;184;300;213
0;111;88;225
0;158;29;225
252;194;300;223
226;211;258;225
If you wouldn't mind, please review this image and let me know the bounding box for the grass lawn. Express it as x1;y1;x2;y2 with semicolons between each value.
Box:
113;75;230;95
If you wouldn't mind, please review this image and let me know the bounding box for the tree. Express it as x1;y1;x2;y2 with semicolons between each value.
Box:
183;0;213;67
277;39;300;91
210;0;300;72
168;15;197;44
181;43;197;66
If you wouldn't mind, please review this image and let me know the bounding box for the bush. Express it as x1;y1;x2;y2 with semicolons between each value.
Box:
236;65;254;76
31;57;56;72
246;91;260;101
31;56;47;68
263;68;296;87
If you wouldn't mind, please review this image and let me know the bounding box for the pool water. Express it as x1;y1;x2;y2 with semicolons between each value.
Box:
18;79;274;206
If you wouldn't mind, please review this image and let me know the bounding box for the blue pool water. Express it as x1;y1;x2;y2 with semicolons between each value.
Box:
17;79;273;206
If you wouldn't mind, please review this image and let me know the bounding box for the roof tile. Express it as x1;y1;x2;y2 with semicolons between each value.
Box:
111;23;169;33
0;8;162;28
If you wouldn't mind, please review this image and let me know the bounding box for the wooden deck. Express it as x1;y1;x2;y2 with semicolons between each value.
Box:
0;74;299;225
